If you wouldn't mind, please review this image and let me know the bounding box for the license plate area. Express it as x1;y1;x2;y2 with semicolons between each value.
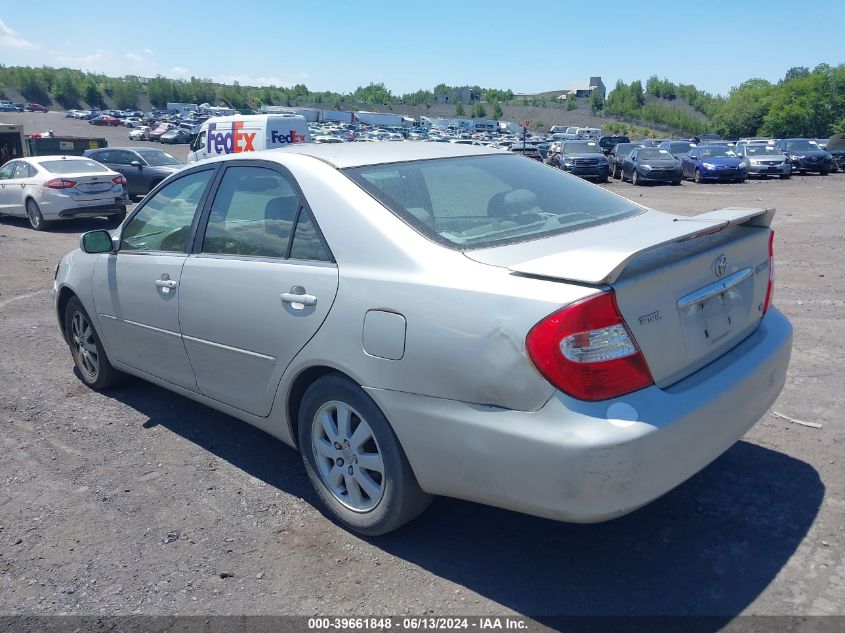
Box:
677;267;754;350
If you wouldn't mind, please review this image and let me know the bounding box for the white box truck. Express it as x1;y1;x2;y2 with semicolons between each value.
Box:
187;114;311;163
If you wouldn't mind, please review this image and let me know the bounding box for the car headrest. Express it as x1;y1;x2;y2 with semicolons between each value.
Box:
487;189;538;218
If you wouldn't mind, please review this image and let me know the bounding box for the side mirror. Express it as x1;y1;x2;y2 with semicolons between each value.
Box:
130;160;143;167
80;230;114;254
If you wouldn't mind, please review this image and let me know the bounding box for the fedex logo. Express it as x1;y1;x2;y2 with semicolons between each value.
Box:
208;121;257;155
271;130;307;144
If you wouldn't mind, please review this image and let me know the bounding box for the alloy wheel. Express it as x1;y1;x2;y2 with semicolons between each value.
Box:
26;201;41;229
71;311;98;379
311;400;385;512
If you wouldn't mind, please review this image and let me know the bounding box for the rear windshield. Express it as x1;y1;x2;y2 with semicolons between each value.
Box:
40;159;109;174
668;142;694;153
344;155;639;250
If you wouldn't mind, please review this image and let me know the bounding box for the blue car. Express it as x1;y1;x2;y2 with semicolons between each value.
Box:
681;145;748;183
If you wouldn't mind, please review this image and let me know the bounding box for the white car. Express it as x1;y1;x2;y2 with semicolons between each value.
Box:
0;156;128;230
128;126;151;141
123;117;145;128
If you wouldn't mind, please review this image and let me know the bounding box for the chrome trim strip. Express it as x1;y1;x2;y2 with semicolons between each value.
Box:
122;318;182;339
182;334;277;364
677;267;753;309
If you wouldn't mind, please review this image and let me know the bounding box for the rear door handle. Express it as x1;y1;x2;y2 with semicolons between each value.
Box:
155;279;177;289
281;287;317;307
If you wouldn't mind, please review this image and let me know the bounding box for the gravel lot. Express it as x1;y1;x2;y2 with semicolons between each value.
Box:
1;112;844;621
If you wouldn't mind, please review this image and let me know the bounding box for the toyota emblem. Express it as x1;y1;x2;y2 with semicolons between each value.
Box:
714;255;728;277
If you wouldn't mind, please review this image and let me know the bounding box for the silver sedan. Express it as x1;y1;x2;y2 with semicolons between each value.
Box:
735;144;792;179
53;143;792;535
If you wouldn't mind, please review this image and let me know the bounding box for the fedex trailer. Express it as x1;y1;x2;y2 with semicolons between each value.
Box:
187;114;311;163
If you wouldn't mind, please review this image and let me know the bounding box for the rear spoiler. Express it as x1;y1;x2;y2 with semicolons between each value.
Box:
504;207;775;285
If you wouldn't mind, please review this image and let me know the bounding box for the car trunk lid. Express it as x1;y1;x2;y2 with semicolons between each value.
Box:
62;173;122;202
464;207;775;388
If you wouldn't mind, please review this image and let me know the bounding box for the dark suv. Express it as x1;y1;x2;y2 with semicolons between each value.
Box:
559;140;611;182
84;147;183;198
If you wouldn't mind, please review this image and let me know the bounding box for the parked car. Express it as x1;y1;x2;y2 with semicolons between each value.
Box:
0;155;127;230
160;129;193;144
558;140;610;181
24;103;48;113
825;133;845;172
734;144;791;179
598;135;630;156
620;147;682;185
608;142;644;179
148;123;176;141
83;147;183;197
0;103;16;112
53;142;791;535
128;126;151;141
658;140;697;161
507;143;543;161
123;117;145;128
681;145;748;183
13;103;24;112
773;138;834;175
89;115;121;127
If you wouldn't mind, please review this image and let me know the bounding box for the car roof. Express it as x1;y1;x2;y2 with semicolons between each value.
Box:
263;140;506;168
26;155;106;164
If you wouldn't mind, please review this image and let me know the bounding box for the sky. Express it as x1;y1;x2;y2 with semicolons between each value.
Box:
2;1;844;97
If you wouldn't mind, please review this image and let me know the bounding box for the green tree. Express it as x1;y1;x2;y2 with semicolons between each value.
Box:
51;70;82;108
566;96;577;111
111;77;141;109
589;89;604;113
455;102;464;116
474;103;487;118
83;80;104;108
533;120;544;130
491;101;503;120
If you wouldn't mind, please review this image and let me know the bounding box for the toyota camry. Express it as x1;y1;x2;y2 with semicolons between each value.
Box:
52;143;792;535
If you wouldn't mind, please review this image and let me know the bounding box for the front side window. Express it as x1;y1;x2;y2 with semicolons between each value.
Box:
191;131;206;152
202;166;300;258
346;155;639;249
121;170;213;252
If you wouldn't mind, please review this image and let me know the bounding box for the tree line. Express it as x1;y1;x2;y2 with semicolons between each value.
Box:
2;63;843;137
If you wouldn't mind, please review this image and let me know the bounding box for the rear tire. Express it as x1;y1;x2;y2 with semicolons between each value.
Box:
64;297;124;390
694;168;703;184
820;169;830;176
672;180;681;186
613;165;621;179
26;199;50;231
780;174;791;180
298;374;432;536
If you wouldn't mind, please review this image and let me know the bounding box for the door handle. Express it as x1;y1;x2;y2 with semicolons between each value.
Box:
155;279;177;289
281;286;317;308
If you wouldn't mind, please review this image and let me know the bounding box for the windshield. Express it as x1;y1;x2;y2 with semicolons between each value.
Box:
136;149;182;166
669;142;694;153
562;142;601;154
615;143;637;154
344;155;639;250
744;145;779;156
699;147;736;158
639;149;673;160
40;159;109;174
785;139;819;151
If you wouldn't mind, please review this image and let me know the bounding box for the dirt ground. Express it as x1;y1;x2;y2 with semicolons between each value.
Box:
0;114;844;622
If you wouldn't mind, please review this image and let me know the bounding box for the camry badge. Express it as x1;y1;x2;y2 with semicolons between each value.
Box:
714;255;728;277
638;310;662;325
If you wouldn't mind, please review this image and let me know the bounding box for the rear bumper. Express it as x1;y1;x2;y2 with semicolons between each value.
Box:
57;203;126;218
366;308;792;522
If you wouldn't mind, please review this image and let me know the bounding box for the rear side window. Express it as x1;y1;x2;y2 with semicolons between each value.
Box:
121;170;213;252
40;159;109;174
202;166;300;258
345;155;639;249
290;208;331;262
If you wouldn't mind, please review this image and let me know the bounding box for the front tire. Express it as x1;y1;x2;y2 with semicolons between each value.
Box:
298;374;432;535
64;297;123;390
780;174;791;180
694;168;703;184
632;170;641;186
26;199;49;231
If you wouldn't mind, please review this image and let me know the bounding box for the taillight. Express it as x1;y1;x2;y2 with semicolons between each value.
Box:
112;175;126;186
762;230;775;314
526;291;654;401
45;178;77;189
